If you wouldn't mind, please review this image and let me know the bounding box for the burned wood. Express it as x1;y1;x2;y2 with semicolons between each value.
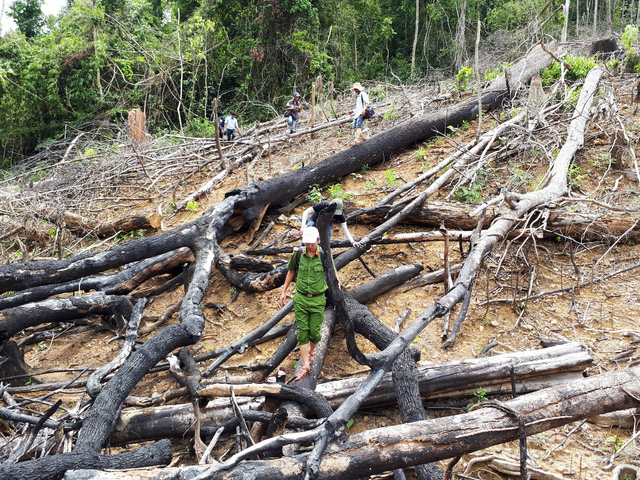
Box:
66;343;590;446
47;210;162;237
122;365;640;480
0;439;172;480
0;294;134;345
86;298;146;398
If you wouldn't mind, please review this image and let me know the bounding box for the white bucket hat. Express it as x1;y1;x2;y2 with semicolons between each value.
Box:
352;82;364;91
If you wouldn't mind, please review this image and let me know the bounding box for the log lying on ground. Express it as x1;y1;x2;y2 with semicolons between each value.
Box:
48;210;162;237
0;439;172;480
357;201;640;242
66;366;640;480
0;248;193;310
106;342;590;445
317;341;592;408
0;294;133;344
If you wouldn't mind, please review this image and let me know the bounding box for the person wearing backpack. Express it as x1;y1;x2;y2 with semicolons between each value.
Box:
285;92;303;134
349;82;369;144
279;227;331;381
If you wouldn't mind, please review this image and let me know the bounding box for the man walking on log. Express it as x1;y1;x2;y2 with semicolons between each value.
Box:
279;227;329;381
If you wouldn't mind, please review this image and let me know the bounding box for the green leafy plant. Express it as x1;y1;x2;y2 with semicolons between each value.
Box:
534;433;547;447
512;168;536;190
453;184;482;202
567;164;587;190
346;418;355;429
383;168;401;188
365;179;378;190
466;387;488;411
483;62;511;81
591;152;616;170
185;200;200;212
622;24;639;50
305;184;323;203
414;147;429;161
541;55;598;85
384;103;398;121
456;66;474;91
603;435;624;453
327;183;354;200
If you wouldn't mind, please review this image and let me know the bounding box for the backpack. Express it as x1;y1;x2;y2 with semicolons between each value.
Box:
360;93;375;119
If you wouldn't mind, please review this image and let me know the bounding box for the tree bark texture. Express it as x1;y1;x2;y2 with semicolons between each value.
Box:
104;342;591;445
63;366;640;480
357;201;640;242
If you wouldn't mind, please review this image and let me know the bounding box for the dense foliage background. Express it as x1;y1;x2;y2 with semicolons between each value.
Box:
0;0;638;162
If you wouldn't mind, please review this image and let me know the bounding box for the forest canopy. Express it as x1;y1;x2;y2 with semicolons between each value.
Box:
1;0;639;161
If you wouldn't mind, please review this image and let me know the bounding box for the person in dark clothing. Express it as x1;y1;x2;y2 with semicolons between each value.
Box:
285;92;303;134
300;198;362;247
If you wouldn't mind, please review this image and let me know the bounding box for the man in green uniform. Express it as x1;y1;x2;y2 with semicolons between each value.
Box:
279;226;329;381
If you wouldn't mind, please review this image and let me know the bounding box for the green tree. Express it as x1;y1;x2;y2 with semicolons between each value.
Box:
9;0;44;38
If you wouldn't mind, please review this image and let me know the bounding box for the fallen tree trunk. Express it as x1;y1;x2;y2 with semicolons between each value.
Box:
0;248;193;310
0;439;172;480
0;294;133;344
106;342;591;445
48;210;162;237
66;366;640;479
316;341;592;408
357;201;640;242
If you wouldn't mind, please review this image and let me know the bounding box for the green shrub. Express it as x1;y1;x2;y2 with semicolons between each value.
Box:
456;66;474;92
306;184;323;204
540;55;598;85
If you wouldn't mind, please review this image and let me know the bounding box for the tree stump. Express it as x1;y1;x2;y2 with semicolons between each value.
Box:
127;108;148;147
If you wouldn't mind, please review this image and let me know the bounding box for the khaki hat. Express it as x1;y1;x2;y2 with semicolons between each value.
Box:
352;82;364;91
330;198;343;215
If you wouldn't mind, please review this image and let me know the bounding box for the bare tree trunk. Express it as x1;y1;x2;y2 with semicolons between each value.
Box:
454;0;467;71
562;0;570;42
593;0;598;34
411;0;420;74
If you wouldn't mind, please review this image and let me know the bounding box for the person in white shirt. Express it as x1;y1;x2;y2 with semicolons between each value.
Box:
349;82;369;144
224;112;241;141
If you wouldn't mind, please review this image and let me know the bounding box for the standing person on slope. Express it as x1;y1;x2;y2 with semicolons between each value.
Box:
224;112;241;141
285;92;304;134
349;82;369;144
279;227;332;381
